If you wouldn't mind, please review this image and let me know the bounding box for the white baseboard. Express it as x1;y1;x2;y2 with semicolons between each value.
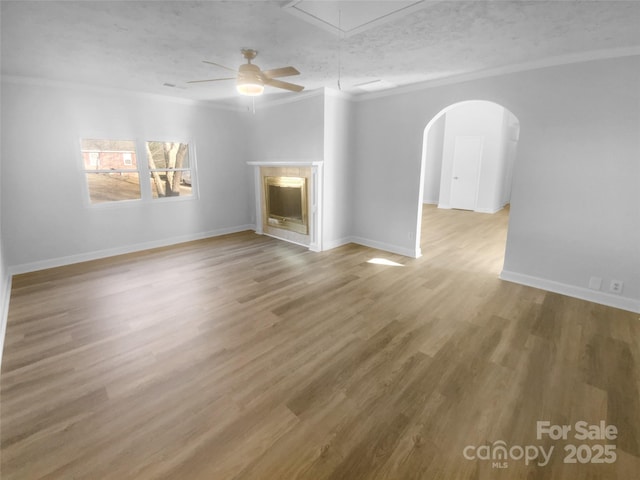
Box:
0;272;12;370
8;225;255;275
475;206;504;214
322;237;352;251
260;232;418;258
269;234;420;259
262;232;310;250
500;270;640;313
349;236;420;259
436;205;504;214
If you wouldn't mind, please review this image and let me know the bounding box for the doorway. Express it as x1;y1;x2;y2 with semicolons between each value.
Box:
449;135;484;211
415;101;520;269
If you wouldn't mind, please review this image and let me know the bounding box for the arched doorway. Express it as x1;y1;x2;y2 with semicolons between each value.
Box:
414;101;520;271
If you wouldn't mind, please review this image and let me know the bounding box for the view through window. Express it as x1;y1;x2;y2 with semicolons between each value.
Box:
81;139;140;204
146;141;193;199
80;139;194;204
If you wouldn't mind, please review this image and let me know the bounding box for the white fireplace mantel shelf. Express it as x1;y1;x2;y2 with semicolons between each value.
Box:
248;161;323;252
247;161;323;167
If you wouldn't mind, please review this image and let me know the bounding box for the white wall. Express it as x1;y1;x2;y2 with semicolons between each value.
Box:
500;110;520;206
0;127;9;366
438;101;509;213
0;233;7;368
352;55;640;312
1;80;254;272
250;89;355;251
353;92;426;257
323;89;354;249
501;57;640;312
251;92;325;163
248;91;325;241
422;114;445;204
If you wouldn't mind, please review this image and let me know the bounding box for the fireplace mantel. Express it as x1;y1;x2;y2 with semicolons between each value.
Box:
247;161;323;252
247;161;323;167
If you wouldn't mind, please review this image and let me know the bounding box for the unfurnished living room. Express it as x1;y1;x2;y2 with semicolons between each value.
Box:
1;1;639;479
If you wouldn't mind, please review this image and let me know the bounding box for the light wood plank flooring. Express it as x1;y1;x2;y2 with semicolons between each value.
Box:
2;205;639;479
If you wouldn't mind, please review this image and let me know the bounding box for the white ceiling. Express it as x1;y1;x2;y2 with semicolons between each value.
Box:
2;0;640;105
283;0;430;37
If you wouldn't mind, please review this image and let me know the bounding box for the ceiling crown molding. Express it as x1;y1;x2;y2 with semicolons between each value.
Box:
353;46;640;102
0;74;246;112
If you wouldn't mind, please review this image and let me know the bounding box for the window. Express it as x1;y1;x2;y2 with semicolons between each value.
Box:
81;139;140;204
80;139;195;204
146;141;193;199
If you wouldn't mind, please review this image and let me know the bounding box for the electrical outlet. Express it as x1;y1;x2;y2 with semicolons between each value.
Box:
609;280;624;294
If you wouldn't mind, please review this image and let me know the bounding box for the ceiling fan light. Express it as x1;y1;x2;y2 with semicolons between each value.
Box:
237;63;264;96
236;80;264;96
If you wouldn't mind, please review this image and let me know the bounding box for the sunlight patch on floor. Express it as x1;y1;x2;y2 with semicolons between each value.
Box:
367;257;404;267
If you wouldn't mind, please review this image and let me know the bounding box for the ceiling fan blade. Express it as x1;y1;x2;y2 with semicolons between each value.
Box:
262;66;300;78
202;60;237;73
265;78;304;92
187;77;235;84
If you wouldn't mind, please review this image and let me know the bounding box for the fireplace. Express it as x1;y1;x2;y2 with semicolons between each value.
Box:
264;176;308;234
248;161;322;251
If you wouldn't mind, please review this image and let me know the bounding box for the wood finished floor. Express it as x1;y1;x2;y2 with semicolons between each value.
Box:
1;205;639;479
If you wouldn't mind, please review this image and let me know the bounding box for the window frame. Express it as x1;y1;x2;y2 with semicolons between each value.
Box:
78;137;199;207
145;140;198;201
79;138;143;206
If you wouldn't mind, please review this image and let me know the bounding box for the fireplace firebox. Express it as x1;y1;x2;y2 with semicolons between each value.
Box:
264;176;308;235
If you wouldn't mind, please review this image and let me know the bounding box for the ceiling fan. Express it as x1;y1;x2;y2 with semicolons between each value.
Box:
188;49;304;96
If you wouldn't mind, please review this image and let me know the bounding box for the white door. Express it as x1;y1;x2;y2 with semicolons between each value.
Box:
450;136;483;211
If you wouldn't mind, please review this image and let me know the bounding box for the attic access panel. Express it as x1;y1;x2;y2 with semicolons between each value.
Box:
283;0;427;37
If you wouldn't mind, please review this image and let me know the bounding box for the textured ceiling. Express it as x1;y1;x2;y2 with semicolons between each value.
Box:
1;0;640;105
283;0;429;36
